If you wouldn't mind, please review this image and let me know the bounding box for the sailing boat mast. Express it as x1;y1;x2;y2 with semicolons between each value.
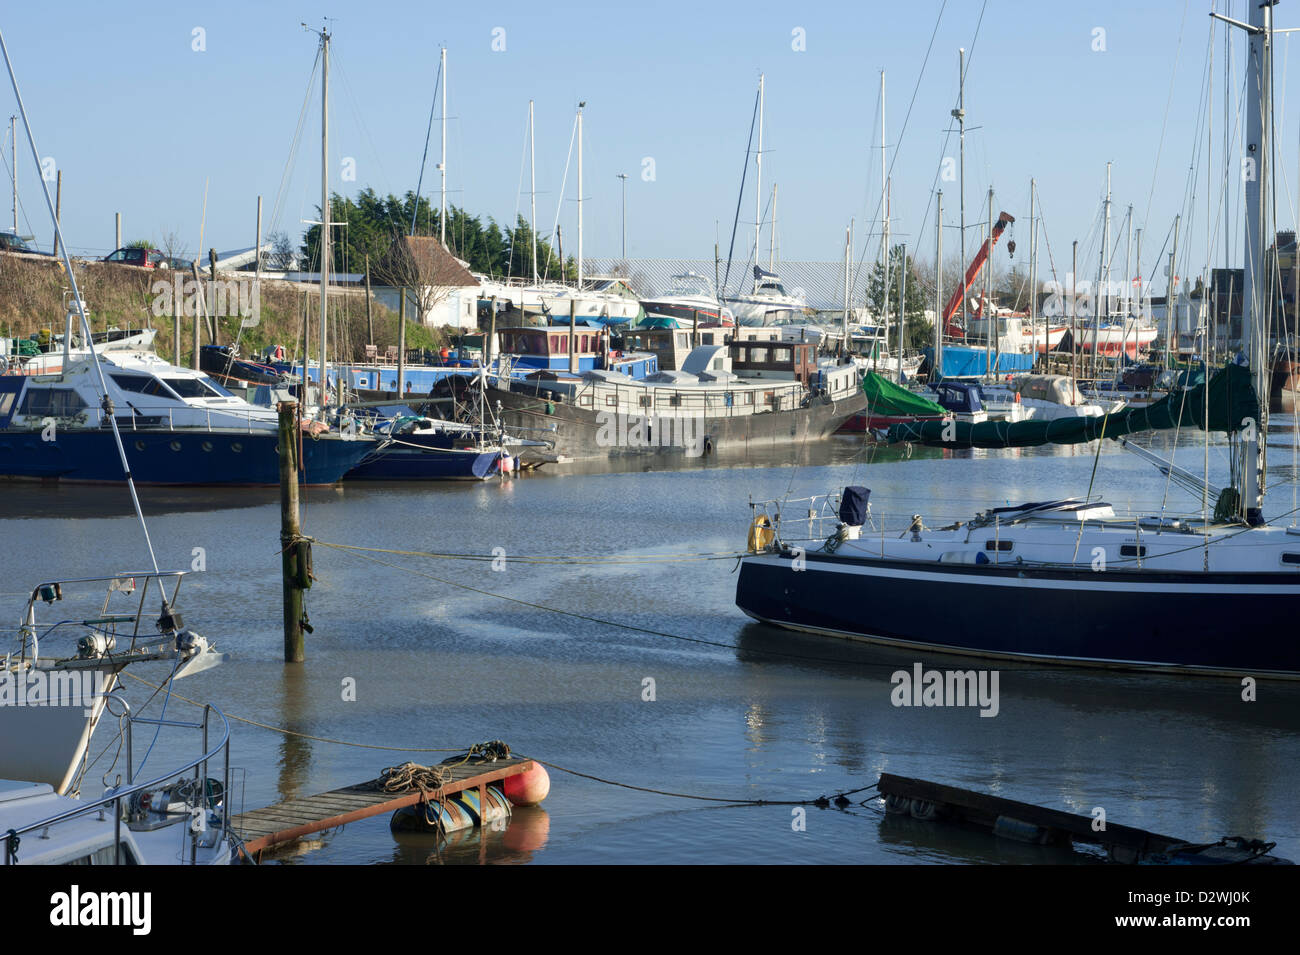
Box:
954;49;967;332
769;183;777;269
1212;1;1274;523
935;189;943;369
842;223;851;355
755;74;764;268
440;47;447;246
529;99;538;284
880;71;890;330
1028;179;1036;360
577;101;584;289
319;26;330;419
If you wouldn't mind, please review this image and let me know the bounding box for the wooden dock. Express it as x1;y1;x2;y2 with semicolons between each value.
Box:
232;757;535;860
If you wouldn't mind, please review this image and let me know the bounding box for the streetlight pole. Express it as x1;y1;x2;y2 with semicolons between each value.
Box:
617;172;628;261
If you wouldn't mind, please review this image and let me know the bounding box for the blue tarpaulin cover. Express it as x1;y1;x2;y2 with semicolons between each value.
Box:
926;345;1035;378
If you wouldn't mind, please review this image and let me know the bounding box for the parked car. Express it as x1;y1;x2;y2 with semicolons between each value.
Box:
102;246;167;268
0;231;48;255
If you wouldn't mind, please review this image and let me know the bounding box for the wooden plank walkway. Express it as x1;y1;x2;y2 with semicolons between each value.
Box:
232;757;534;860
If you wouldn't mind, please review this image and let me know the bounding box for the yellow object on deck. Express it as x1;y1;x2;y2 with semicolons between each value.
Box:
747;515;775;553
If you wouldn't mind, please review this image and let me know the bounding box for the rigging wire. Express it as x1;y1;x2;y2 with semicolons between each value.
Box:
0;28;159;574
410;52;443;236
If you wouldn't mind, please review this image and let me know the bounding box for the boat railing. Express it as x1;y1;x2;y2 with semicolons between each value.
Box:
12;570;189;665
2;700;234;866
93;402;271;433
565;378;809;419
749;491;874;545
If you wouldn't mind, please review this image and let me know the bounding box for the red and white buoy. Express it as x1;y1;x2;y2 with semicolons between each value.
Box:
504;763;550;807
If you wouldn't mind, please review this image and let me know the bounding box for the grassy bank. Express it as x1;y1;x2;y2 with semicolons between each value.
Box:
0;254;452;363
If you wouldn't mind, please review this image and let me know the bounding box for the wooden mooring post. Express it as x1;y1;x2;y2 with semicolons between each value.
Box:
278;401;306;662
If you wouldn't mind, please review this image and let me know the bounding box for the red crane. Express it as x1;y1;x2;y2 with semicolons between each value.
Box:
943;211;1015;338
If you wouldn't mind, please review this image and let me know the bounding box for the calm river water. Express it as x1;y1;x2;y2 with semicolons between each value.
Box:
4;425;1298;864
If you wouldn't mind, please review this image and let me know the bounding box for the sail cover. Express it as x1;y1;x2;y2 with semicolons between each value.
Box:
886;363;1259;448
862;372;947;417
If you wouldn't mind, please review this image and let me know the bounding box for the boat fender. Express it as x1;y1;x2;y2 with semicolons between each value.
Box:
295;540;314;589
747;515;776;553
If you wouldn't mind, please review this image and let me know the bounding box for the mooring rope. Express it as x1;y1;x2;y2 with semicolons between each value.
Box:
313;540;746;565
116;673;879;808
379;761;450;794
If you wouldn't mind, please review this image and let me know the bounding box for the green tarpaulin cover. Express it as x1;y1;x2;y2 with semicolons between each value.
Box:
886;363;1259;449
863;372;947;417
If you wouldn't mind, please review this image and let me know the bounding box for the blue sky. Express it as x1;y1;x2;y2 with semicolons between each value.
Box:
0;1;1294;289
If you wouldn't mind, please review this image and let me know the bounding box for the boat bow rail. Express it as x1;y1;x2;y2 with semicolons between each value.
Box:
2;702;235;865
9;570;204;667
747;489;877;551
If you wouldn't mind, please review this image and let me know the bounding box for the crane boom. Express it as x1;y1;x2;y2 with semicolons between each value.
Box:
943;211;1015;336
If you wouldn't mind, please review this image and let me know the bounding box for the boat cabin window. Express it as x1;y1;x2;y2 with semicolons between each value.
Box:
1120;544;1147;558
18;387;87;416
162;377;226;399
984;539;1014;552
110;374;175;397
1281;553;1300;565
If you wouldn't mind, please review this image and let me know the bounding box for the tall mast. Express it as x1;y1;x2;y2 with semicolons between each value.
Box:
883;178;891;345
1028;179;1036;360
1217;0;1274;522
576;101;584;288
1102;160;1112;382
529;99;537;284
842;223;851;355
1168;213;1180;368
985;187;994;377
1123;202;1133;360
880;71;889;326
1124;203;1133;318
954;49;967;330
439;47;447;246
9;114;14;233
935;189;943;370
1135;227;1143;341
769;183;777;269
319;26;330;417
897;241;907;383
755;73;764;266
1103;161;1112;322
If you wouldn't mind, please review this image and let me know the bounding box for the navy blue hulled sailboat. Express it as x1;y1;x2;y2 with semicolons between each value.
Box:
735;5;1300;679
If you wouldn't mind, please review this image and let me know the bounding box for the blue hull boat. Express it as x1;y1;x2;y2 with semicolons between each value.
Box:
346;445;505;481
0;428;374;486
